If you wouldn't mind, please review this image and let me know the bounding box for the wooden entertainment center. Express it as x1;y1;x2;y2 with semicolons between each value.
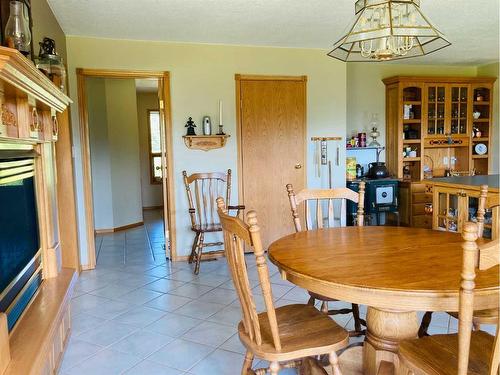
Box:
0;47;78;375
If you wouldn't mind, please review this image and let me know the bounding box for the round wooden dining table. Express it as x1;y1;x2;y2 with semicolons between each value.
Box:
268;226;499;375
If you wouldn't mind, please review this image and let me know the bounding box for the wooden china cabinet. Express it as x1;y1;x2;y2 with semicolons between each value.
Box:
0;47;78;375
384;76;496;229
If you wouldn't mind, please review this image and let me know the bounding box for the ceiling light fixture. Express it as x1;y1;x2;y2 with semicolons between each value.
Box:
328;0;451;62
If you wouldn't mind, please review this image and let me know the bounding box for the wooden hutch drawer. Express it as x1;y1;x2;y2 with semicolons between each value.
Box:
412;203;429;216
412;215;432;228
412;193;432;204
411;183;427;193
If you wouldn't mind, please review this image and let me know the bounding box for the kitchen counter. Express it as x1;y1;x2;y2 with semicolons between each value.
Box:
425;174;499;193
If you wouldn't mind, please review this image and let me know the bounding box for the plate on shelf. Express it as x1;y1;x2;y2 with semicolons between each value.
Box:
474;143;487;155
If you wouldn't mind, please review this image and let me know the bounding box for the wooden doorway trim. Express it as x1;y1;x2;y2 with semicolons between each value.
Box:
234;74;308;204
76;68;176;270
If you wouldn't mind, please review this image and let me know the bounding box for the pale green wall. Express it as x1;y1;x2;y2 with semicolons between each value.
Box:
87;78;113;229
65;36;347;265
346;63;478;161
31;0;67;61
86;78;143;231
477;62;499;174
105;79;143;228
136;92;162;208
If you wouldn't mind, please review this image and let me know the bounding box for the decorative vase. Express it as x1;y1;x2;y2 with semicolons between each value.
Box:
5;1;31;55
202;116;212;135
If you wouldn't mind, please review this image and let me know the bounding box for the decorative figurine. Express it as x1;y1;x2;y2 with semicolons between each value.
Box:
185;117;196;136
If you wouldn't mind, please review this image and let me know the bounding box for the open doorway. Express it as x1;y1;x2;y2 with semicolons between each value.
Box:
77;69;175;270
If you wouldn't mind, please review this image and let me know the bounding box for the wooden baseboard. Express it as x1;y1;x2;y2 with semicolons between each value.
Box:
142;205;163;211
94;221;144;234
80;264;94;271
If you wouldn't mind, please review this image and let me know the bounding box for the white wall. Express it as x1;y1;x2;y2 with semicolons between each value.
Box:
86;78;143;231
136;92;163;208
66;37;347;265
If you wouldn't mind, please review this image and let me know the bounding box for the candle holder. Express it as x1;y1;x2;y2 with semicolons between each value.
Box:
216;124;225;135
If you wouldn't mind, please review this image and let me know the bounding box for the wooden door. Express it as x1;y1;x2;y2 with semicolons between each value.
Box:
237;75;306;249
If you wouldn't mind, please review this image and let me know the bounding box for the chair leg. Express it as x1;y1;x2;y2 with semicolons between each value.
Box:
188;232;200;264
329;352;342;375
321;301;329;314
269;361;280;375
418;311;433;337
194;233;204;275
352;303;363;333
241;351;254;375
308;296;316;306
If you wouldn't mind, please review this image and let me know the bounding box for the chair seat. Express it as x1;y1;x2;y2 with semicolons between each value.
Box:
191;223;222;232
449;308;499;325
238;304;349;362
399;331;495;375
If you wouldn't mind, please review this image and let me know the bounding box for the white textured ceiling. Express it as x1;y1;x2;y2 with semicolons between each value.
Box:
48;0;499;65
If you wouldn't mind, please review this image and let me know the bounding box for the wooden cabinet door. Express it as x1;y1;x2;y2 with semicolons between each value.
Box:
448;84;471;136
425;83;447;137
238;77;306;249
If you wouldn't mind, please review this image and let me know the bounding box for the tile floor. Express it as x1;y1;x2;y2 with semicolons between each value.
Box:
60;210;495;374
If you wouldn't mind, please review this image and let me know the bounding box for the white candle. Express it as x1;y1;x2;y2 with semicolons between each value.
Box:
219;100;223;126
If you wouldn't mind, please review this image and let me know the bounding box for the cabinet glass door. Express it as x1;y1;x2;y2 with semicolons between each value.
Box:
450;86;468;135
427;86;446;136
437;191;459;232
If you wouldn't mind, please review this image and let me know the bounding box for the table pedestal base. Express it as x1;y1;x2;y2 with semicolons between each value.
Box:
363;307;419;375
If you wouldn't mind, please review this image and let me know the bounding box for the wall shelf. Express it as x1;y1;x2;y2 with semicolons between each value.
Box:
183;134;230;151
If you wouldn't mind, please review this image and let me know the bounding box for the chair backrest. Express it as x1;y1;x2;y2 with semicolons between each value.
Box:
216;197;282;351
183;170;231;228
458;223;500;375
476;185;499;239
286;182;365;232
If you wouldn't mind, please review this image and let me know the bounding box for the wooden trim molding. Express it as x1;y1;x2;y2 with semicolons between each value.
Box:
235;74;307;82
76;72;96;270
160;72;177;261
382;76;497;85
76;68;164;79
94;221;144;234
76;68;177;267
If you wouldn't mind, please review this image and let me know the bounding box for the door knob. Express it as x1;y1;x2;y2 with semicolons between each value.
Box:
295;164;302;169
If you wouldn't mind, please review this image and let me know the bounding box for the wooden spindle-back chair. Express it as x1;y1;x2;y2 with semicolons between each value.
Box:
286;182;366;336
477;185;499;240
419;185;499;337
183;169;243;274
216;197;349;375
399;222;500;375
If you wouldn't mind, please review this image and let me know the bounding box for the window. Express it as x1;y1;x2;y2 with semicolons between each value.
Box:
148;110;162;184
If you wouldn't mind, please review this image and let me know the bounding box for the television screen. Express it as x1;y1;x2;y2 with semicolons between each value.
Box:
0;175;40;293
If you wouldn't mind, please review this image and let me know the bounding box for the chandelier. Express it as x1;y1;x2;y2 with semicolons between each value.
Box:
328;0;451;62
